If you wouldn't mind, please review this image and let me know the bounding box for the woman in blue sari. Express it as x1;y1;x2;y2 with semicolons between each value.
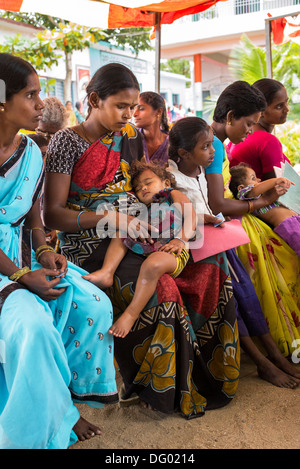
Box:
0;54;118;449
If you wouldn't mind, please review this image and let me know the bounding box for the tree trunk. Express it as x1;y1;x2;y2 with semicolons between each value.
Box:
64;50;73;103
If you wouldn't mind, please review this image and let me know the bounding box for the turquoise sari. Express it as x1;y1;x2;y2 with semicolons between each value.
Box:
0;137;118;449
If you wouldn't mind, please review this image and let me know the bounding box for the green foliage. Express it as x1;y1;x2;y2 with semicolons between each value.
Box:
0;33;62;71
228;34;300;104
276;122;300;165
228;34;267;82
0;10;152;57
228;34;300;123
160;59;191;87
104;27;153;56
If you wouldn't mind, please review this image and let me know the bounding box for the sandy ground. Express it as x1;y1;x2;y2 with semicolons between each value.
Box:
71;352;300;450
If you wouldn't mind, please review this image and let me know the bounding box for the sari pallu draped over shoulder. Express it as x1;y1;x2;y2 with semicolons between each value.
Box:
0;136;118;449
57;124;240;419
0;136;43;298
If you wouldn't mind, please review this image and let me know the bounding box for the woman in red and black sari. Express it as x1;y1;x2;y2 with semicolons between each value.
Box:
44;63;240;419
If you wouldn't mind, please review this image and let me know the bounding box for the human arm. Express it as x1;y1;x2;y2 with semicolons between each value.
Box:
44;172;156;242
206;172;288;216
0;200;67;301
246;177;294;198
159;190;197;255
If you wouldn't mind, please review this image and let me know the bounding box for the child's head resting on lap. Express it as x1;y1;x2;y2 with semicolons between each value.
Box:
130;160;176;206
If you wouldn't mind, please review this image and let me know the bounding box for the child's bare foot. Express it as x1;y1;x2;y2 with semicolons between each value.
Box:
109;310;137;338
73;417;102;442
82;270;113;289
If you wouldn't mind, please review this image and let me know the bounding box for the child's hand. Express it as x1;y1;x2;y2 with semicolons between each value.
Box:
275;177;294;189
203;214;225;226
159;238;187;257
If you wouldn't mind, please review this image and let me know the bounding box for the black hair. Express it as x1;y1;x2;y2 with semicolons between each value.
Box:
27;133;49;148
0;53;37;102
229;163;252;198
130;160;176;189
139;91;169;133
252;78;284;106
213;81;266;123
86;62;140;116
168;117;210;161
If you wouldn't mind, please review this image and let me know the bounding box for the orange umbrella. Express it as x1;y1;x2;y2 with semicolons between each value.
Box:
0;0;227;90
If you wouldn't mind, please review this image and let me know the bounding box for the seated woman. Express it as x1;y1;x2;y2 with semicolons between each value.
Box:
36;96;67;143
227;79;290;180
44;62;240;418
133;91;170;165
206;80;300;360
168;115;300;388
0;53;118;449
83;161;196;339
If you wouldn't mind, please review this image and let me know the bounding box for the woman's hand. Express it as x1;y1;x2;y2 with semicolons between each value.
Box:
38;250;68;278
112;211;159;244
18;268;67;301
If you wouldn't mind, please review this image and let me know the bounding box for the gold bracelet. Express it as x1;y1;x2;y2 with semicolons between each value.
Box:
9;266;31;282
36;248;55;262
35;244;54;258
247;201;254;214
31;226;46;235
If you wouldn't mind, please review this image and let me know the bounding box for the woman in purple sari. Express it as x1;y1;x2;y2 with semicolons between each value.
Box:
133;92;170;165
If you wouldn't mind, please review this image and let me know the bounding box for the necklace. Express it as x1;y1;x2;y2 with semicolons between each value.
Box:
257;122;272;133
80;122;94;144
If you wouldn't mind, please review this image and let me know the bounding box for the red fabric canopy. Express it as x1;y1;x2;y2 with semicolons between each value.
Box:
107;0;221;28
0;0;225;28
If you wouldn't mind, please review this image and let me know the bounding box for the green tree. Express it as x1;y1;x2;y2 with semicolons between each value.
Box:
228;34;300;117
0;11;152;101
161;59;191;87
228;34;300;163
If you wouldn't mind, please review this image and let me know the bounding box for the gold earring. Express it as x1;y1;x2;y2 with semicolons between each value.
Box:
227;121;231;125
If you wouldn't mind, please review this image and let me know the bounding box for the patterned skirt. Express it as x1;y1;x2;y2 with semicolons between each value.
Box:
80;236;240;419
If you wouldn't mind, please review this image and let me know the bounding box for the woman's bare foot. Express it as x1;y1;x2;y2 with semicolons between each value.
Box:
73;417;102;442
109;310;138;338
82;270;113;289
268;354;300;380
257;361;300;389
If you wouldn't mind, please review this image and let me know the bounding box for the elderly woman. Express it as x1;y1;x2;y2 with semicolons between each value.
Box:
227;79;290;180
36;96;67;142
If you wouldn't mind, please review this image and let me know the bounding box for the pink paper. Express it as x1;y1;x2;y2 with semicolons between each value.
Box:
190;219;250;262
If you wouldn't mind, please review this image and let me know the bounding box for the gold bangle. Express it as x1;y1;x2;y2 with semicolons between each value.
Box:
35;244;54;257
9;266;31;282
247;201;254;213
31;227;46;235
36;248;55;262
